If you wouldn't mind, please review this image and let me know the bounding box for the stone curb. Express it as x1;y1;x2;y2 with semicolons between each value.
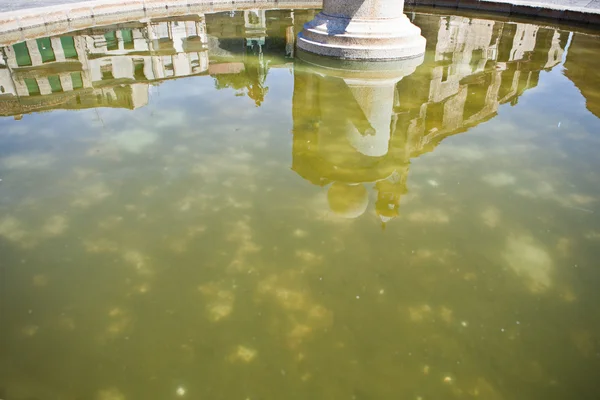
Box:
1;0;599;45
408;0;600;26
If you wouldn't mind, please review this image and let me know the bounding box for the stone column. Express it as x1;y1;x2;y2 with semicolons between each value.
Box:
297;0;426;60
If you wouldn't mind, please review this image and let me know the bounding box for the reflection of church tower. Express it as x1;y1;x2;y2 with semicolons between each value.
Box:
244;10;267;49
244;10;268;106
291;55;422;224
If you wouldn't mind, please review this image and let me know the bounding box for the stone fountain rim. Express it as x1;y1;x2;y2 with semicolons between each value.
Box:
0;0;322;45
0;0;599;46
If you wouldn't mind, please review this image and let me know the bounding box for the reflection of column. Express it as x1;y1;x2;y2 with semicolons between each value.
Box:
545;31;564;69
286;25;295;58
510;24;538;61
341;78;397;157
291;54;422;222
285;11;295;58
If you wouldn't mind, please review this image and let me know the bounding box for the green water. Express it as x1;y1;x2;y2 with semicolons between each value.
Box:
1;8;600;400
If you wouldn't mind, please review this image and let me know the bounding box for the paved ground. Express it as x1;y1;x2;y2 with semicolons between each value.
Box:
1;0;599;13
0;0;91;12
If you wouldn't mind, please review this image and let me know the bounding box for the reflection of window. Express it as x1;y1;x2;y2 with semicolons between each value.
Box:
162;56;174;77
248;12;259;25
104;31;118;51
464;74;492;120
425;101;444;133
36;38;56;63
133;59;146;80
101;63;114;80
71;72;83;89
60;36;78;59
13;42;32;67
48;75;63;93
441;66;449;82
470;49;483;73
121;29;134;50
441;51;453;62
24;78;40;95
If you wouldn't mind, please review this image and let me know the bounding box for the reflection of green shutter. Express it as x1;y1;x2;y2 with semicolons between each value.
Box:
13;42;32;67
105;31;118;51
121;29;134;49
134;60;145;80
24;78;40;95
71;72;83;89
48;75;63;93
60;36;78;59
36;38;56;63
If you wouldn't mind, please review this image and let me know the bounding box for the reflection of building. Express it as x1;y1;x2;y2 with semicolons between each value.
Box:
291;15;568;224
394;15;568;158
564;32;600;118
0;10;308;116
0;16;210;115
292;66;413;224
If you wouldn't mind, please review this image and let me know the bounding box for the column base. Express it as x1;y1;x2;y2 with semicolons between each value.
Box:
296;49;423;82
297;12;426;61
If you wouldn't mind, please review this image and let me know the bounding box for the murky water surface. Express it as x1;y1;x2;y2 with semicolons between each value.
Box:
1;8;600;400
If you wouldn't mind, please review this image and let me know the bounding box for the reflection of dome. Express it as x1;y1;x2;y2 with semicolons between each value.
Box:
327;182;368;219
